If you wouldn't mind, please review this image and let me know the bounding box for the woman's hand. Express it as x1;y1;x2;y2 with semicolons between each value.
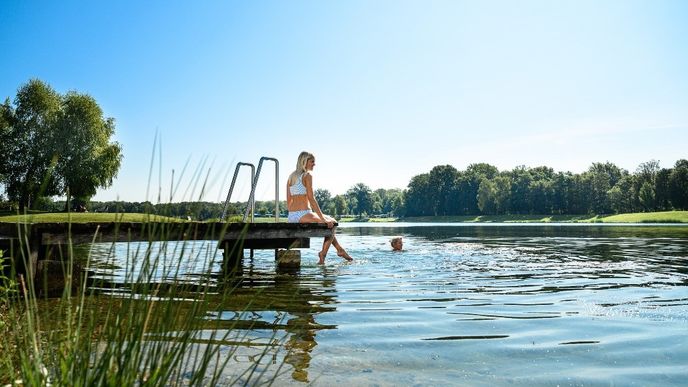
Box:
325;219;334;228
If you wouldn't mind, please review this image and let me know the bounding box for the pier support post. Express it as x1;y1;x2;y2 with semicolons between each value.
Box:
221;241;244;275
276;249;301;269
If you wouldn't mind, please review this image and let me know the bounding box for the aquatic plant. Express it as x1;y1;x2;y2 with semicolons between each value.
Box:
0;216;287;386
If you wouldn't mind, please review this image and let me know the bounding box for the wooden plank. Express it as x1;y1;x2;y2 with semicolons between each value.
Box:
12;221;336;246
222;238;310;249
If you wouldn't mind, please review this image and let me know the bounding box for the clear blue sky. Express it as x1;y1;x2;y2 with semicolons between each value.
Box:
2;0;687;203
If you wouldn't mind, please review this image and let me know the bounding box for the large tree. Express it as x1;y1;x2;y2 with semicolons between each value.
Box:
0;79;122;209
669;159;688;210
347;183;374;216
55;92;122;207
0;80;62;209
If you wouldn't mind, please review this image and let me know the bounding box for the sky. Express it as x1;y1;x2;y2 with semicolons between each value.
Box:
1;0;687;203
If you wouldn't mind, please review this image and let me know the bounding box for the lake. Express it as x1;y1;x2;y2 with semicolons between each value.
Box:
84;223;688;386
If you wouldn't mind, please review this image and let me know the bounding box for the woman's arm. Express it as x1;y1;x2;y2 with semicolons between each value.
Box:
303;172;329;223
286;181;292;210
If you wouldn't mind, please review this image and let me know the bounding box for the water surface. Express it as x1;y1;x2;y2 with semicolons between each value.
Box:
86;223;688;386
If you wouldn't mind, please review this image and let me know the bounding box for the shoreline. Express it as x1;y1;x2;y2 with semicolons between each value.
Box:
338;210;688;224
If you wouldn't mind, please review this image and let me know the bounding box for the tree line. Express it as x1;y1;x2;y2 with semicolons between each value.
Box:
404;160;688;216
26;157;688;221
2;80;686;218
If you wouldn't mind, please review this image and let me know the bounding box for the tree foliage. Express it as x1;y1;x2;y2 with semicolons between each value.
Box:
403;160;688;216
0;79;122;209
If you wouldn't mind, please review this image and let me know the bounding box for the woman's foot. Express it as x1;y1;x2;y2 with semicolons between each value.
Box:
337;250;353;261
318;251;326;265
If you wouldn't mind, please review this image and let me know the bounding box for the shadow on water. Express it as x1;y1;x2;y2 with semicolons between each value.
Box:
67;243;340;383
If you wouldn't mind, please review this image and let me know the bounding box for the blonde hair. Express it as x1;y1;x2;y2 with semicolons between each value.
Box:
288;151;314;186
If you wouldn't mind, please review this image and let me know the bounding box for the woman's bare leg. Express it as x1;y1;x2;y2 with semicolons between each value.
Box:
299;213;352;262
331;237;352;261
319;236;333;264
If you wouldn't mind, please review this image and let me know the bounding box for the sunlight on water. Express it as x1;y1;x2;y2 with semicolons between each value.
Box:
82;224;688;386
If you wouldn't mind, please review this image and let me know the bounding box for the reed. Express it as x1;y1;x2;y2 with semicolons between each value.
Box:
0;214;287;385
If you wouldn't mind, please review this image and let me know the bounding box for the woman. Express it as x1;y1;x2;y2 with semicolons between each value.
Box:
286;151;353;264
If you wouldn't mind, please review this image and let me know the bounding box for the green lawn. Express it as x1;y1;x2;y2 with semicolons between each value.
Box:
0;212;182;223
400;211;688;223
594;211;688;223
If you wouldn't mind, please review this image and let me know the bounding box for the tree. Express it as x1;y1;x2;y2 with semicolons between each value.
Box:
0;80;62;209
404;173;433;216
508;166;532;214
54;92;122;208
0;79;122;209
635;160;660;211
636;160;661;185
669;159;688;210
493;175;512;214
315;189;331;212
655;168;672;211
347;183;373;216
550;172;571;214
585;162;624;214
607;175;636;214
333;195;348;217
380;188;403;216
0;98;12;186
529;179;553;214
477;178;496;214
428;165;460;216
639;181;655;211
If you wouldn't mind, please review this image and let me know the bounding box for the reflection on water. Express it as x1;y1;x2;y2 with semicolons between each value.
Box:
77;224;688;386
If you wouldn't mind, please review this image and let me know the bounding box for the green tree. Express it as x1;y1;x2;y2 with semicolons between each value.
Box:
0;79;122;209
462;163;498;215
607;175;635;214
529;179;553;214
347;183;373;216
550;172;571;214
380;188;403;216
428;165;460;216
404;173;433;216
655;168;672;211
54;92;122;208
315;189;332;212
333;195;348;217
370;191;383;214
508;166;532;214
639;181;655;211
0;80;62;209
669;159;688;209
585;162;624;214
493;175;512;214
635;160;660;210
477;178;496;214
389;193;404;217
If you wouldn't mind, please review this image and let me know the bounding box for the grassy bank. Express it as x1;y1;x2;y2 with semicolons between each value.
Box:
0;212;183;223
2;210;687;224
400;211;688;223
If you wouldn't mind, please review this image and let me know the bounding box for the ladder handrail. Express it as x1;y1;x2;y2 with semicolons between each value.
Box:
221;162;255;221
245;157;280;222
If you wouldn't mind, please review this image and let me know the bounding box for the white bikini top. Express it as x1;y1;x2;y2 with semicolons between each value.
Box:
289;173;307;195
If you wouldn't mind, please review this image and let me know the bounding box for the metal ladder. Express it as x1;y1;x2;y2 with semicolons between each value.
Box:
221;156;280;222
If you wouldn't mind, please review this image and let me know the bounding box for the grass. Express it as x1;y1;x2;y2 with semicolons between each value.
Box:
400;211;688;223
595;210;688;223
0;212;182;223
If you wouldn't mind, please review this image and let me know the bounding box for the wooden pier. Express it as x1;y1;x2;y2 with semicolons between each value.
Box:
0;221;335;292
